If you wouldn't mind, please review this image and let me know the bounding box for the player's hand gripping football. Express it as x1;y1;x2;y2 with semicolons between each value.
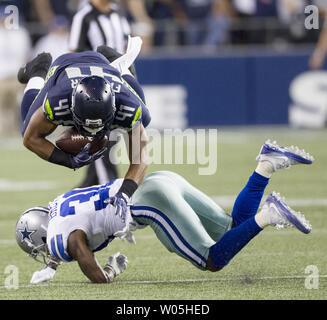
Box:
30;266;56;284
69;143;107;169
105;252;128;277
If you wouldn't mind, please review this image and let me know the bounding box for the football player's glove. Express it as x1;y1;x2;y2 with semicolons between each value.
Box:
30;266;56;284
69;143;107;169
114;229;136;244
109;192;130;222
105;252;128;277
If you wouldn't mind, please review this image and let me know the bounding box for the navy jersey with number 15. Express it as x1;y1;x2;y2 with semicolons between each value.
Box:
22;51;151;135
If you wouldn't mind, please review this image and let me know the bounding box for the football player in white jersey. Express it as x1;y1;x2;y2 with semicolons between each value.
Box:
15;140;314;284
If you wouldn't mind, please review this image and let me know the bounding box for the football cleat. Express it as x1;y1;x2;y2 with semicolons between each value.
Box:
256;139;314;172
97;45;122;63
261;192;312;234
17;52;52;84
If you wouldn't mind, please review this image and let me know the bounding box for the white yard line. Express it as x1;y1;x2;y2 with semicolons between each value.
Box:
0;240;16;245
0;274;326;290
1;177;325;208
0;179;58;191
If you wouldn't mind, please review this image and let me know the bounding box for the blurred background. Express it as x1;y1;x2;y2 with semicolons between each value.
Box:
0;0;327;137
0;2;326;297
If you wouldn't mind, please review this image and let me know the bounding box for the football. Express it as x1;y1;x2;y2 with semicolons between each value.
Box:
55;127;108;156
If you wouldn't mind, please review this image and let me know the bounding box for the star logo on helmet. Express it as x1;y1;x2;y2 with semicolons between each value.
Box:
19;224;36;242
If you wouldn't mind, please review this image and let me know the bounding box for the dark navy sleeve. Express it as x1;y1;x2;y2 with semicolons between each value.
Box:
121;75;151;127
111;75;151;131
122;74;146;104
141;104;151;128
111;100;143;132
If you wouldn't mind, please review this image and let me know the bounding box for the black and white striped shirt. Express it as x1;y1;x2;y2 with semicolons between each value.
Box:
69;2;131;54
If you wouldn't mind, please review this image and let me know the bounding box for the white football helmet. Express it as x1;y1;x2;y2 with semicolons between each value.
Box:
15;206;50;264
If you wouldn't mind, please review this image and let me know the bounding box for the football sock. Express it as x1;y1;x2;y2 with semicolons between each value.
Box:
255;161;274;178
231;171;269;227
21;77;44;123
24;76;44;94
209;216;262;270
254;210;270;229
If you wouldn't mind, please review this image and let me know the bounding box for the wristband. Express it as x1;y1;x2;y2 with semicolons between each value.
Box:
103;266;115;283
118;179;138;198
48;147;73;169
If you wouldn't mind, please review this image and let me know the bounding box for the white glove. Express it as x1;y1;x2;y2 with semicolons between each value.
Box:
125;231;136;244
114;229;136;244
30;266;56;284
106;252;128;277
113;206;136;244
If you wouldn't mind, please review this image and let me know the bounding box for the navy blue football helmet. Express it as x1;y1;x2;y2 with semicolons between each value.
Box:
71;76;116;138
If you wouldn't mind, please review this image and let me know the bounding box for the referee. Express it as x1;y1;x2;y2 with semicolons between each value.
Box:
68;0;132;187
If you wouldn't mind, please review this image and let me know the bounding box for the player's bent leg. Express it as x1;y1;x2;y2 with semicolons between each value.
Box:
18;53;53;132
20;88;41;124
208;191;312;272
21;83;49;135
208;216;263;272
161;171;233;242
231;140;314;227
131;172;219;270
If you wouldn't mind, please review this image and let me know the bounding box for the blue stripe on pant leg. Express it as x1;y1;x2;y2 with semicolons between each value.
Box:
132;206;207;268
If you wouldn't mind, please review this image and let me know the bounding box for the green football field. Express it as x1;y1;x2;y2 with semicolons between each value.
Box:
0;127;326;300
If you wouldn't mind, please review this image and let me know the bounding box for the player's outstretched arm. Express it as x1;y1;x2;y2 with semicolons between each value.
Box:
125;123;148;186
110;123;148;218
109;123;148;218
67;230;127;283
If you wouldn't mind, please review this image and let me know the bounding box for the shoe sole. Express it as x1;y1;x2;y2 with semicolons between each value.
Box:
258;140;314;165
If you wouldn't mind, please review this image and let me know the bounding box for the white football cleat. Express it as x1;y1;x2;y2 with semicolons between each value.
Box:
256;139;314;172
260;192;312;234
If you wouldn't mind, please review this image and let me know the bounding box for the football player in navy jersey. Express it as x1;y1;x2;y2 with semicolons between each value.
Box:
18;36;150;221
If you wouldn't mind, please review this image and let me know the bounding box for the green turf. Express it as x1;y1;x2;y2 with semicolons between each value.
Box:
0;127;326;300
